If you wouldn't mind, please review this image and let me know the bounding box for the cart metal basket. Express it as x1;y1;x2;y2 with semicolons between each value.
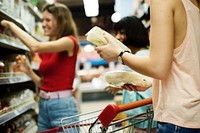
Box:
38;98;154;133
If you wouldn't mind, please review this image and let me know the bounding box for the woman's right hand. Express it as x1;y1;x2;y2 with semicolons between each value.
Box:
16;55;31;74
0;20;11;29
95;32;123;62
121;84;151;92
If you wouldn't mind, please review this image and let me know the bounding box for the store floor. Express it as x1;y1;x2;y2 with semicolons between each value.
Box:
79;99;115;113
78;99;115;124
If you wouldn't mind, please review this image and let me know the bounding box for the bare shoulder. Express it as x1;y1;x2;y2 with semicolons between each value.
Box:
52;36;75;54
58;36;75;45
150;0;187;49
150;0;183;9
150;0;176;19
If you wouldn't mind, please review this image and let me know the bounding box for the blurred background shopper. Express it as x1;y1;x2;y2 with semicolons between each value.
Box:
111;16;157;132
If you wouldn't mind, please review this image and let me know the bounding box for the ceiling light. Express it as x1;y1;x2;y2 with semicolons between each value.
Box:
46;0;55;4
83;0;99;17
111;12;121;23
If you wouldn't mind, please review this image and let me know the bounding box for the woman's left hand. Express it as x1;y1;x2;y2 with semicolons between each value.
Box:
121;84;150;92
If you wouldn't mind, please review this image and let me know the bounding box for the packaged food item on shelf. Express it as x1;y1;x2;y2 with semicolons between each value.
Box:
0;61;5;72
1;110;38;133
0;98;10;115
30;52;41;70
0;89;34;115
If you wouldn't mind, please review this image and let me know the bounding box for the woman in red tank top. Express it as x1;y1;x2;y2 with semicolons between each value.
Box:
1;3;80;132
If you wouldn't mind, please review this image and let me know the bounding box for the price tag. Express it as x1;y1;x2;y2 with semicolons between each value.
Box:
14;110;19;115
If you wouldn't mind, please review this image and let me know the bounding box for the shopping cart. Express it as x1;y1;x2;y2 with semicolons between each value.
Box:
60;97;153;133
38;97;153;133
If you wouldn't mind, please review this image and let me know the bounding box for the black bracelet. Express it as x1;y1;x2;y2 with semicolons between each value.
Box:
118;50;130;64
118;50;130;57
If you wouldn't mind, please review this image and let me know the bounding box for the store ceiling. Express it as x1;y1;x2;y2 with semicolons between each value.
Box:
37;0;115;37
57;0;115;8
57;0;115;36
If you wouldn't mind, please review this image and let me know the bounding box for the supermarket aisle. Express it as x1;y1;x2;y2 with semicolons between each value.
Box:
78;100;115;123
80;100;115;113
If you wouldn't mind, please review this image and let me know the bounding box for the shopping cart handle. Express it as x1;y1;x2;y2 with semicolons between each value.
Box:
119;97;152;112
98;104;120;127
98;97;152;127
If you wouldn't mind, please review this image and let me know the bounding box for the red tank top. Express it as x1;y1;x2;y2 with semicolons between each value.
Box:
39;36;79;92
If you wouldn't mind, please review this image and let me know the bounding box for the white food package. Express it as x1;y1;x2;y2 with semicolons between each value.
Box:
86;26;131;53
102;70;152;88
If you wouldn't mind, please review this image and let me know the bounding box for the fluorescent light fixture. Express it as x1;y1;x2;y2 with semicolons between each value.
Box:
83;0;99;17
46;0;54;4
111;12;121;23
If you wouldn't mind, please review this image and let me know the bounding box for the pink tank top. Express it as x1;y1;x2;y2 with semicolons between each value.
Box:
152;0;200;128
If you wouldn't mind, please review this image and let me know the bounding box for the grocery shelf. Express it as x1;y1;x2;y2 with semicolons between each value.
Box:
0;38;29;52
0;9;28;32
0;100;36;125
0;10;43;42
0;72;31;85
0;1;39;129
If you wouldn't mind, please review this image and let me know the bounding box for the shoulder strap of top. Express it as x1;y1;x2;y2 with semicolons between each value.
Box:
67;35;79;54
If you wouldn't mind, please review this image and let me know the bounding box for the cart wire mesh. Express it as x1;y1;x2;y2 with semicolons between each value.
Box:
59;97;154;133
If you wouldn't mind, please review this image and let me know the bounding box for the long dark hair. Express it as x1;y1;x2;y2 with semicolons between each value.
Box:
114;16;149;48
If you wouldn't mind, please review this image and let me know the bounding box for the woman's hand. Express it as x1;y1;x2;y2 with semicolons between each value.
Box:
105;86;123;94
95;32;123;62
1;20;11;29
17;55;42;87
16;55;31;74
105;84;151;93
121;84;151;92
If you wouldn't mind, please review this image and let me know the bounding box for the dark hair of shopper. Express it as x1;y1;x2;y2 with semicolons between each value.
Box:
42;3;79;40
114;16;149;48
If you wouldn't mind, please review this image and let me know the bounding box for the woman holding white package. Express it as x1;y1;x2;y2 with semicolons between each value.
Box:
113;16;157;132
95;0;200;132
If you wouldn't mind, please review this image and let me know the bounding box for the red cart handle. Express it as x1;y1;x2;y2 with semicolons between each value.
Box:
119;97;152;112
98;97;152;127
